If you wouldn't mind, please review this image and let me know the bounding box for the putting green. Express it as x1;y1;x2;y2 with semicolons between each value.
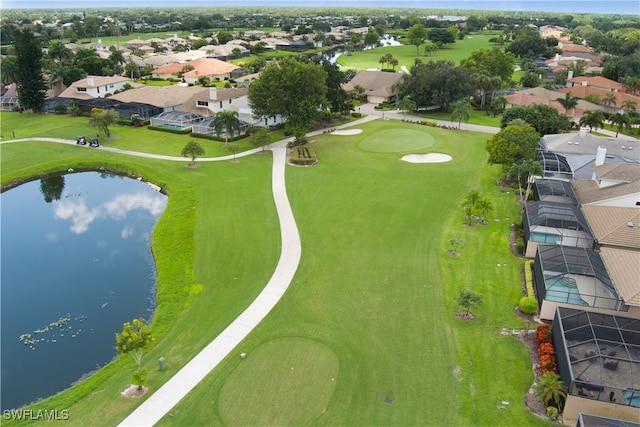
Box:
358;129;436;153
218;337;339;426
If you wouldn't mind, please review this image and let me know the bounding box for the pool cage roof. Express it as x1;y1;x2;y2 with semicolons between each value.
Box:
537;151;572;178
537;245;617;298
577;414;640;427
554;307;640;406
151;111;206;125
525;201;591;233
533;179;578;204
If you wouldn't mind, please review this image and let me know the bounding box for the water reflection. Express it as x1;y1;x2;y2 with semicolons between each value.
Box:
1;172;167;411
39;175;65;203
54;191;167;234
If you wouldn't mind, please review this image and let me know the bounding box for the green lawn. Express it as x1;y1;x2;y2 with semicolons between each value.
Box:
416;108;502;128
1;112;258;157
1;115;548;426
337;31;502;71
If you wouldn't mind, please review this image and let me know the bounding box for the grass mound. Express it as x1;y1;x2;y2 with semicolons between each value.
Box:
218;338;338;426
358;128;435;153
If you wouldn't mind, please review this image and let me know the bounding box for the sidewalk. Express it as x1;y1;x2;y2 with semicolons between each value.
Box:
118;141;301;426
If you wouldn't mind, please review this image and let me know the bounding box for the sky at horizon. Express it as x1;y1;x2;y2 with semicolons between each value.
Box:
1;0;639;15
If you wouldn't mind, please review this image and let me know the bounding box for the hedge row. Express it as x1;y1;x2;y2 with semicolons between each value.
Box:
190;132;246;142
519;260;538;315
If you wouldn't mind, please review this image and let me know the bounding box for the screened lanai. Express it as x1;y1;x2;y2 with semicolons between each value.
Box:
552;307;640;412
533;179;578;204
534;246;625;319
191;116;249;137
577;414;640;427
523;201;594;257
537;151;573;180
115;102;162;120
150;111;205;130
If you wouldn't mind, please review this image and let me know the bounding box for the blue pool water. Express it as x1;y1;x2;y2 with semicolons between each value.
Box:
545;276;588;306
530;232;560;244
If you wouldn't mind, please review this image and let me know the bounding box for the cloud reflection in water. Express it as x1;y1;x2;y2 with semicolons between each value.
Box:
53;192;167;234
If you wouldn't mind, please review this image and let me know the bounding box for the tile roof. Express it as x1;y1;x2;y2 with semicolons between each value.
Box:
342;70;404;98
567;76;622;90
593;163;640;182
108;84;206;108
152;57;239;77
599;247;640;306
559;43;593;53
571;179;640;205
581;205;640;249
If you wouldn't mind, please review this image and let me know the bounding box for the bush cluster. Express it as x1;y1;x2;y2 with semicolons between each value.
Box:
536;324;557;374
290;146;317;165
519;296;538;315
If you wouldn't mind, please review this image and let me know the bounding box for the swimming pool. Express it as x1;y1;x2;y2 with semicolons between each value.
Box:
544;276;588;306
530;232;561;244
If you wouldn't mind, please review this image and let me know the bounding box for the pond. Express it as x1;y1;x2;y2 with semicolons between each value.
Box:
0;171;167;411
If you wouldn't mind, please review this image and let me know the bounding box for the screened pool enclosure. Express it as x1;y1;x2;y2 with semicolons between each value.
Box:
150;111;206;130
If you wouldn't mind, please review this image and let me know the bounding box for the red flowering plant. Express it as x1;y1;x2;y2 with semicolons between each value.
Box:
536;324;551;344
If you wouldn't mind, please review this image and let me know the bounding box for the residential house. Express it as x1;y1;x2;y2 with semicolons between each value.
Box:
540;131;639;180
177;86;248;116
109;84;205;112
342;70;403;104
58;76;139;100
571;163;640;207
151;58;242;83
505;87;602;121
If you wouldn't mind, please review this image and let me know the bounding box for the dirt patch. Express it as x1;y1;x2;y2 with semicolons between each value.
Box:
186;163;200;169
454;311;476;320
446;250;461;258
121;384;149;398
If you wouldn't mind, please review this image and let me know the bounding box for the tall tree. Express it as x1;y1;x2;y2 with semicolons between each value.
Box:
460;47;515;83
13;28;47;112
578;110;605;132
450;99;471;129
249;57;327;133
400;60;475;111
486;123;540;166
397;95;416;120
501;104;570;135
602;92;618;108
406;23;427;55
555;93;580;116
213;110;241;146
609;112;630;137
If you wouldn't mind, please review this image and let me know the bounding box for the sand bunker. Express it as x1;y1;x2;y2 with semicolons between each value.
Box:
332;129;363;136
401;153;452;163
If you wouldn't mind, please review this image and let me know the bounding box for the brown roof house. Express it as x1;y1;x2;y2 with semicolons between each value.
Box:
342;70;403;104
109;84;205;112
571;163;640;207
152;58;242;84
177;86;249;116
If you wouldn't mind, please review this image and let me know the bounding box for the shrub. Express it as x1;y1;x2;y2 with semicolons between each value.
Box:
420;120;438;127
290;146;317;165
147;125;192;135
536;324;551;344
539;342;555;358
546;406;559;420
539;354;557;373
351;112;362;118
54;104;68;114
519;296;538;315
524;260;535;298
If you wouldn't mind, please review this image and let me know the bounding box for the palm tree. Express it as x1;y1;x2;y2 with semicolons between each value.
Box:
609;112;630;137
398;95;416;120
475;72;492;109
622;99;637;112
450;99;471;129
534;373;567;408
602;92;618;109
556;93;580;117
475;197;493;224
378;55;387;69
578;110;605;132
389;57;398;71
213;110;241;146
